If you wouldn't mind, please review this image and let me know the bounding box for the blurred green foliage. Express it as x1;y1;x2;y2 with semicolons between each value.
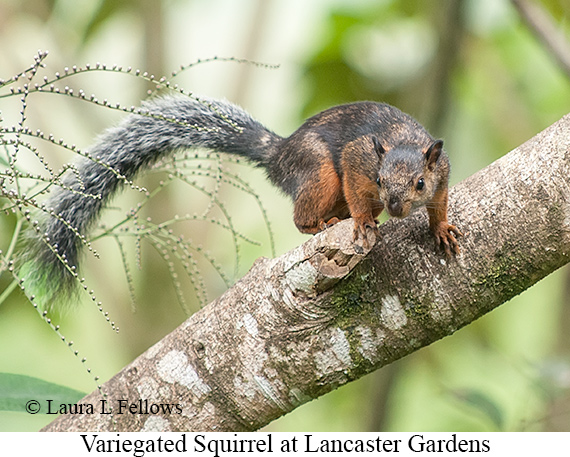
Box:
1;0;570;432
0;373;85;413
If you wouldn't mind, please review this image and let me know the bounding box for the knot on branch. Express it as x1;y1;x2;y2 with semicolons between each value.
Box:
280;220;374;298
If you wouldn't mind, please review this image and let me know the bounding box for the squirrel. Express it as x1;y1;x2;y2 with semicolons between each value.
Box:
20;95;461;306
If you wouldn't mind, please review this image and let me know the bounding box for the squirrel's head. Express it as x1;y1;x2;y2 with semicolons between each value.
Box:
374;137;444;218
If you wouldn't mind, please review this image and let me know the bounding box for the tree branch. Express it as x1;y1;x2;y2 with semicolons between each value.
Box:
511;0;570;78
43;113;570;432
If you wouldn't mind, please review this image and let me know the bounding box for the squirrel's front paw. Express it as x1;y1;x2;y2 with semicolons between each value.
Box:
352;217;379;250
434;222;463;257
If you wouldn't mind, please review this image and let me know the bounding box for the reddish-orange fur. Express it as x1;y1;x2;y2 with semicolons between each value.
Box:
293;136;383;243
293;159;346;234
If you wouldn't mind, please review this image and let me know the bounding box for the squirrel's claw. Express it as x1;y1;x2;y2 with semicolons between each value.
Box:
318;217;341;232
434;222;462;257
352;218;379;250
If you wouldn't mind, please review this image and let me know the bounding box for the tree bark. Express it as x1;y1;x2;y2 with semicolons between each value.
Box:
43;113;570;432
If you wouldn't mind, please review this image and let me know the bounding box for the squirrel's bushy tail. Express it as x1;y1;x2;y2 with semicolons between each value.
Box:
20;95;282;307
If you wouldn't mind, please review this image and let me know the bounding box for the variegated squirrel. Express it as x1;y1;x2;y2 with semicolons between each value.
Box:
22;95;461;305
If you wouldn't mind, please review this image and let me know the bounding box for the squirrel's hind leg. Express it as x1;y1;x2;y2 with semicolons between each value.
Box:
293;162;346;235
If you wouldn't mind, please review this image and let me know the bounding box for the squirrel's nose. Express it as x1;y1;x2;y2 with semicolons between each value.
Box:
387;198;403;217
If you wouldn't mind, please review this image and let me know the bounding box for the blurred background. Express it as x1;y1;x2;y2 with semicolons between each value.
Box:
1;0;570;431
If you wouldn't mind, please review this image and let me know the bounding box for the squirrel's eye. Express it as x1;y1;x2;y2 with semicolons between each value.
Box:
376;176;381;187
416;178;425;191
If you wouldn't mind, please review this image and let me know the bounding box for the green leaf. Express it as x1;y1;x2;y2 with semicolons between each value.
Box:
0;373;85;413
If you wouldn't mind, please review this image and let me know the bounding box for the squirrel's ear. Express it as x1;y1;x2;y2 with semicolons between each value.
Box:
372;135;386;160
425;139;443;171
